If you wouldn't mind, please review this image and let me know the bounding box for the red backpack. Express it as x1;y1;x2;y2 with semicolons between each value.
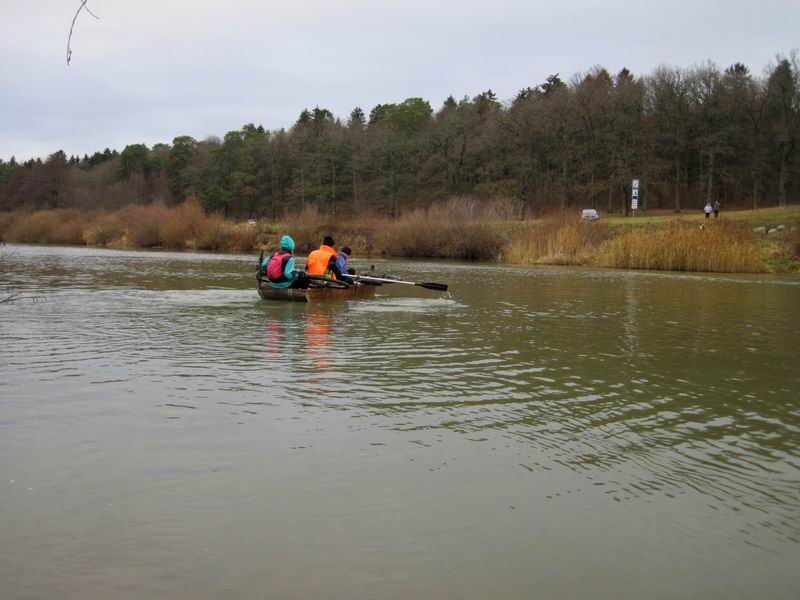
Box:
265;250;291;282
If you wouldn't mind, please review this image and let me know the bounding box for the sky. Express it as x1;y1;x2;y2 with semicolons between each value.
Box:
1;0;798;161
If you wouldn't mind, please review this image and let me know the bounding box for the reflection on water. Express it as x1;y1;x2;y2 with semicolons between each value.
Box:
1;244;799;599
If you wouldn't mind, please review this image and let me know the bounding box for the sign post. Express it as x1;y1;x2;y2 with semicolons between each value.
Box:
631;178;640;216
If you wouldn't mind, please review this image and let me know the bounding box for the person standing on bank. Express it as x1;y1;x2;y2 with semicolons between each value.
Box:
262;235;307;289
305;235;344;279
713;200;720;218
704;202;713;219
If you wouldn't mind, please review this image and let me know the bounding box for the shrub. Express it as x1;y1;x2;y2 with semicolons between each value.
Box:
384;209;448;257
161;198;208;249
224;223;260;251
119;203;170;247
383;197;508;259
5;210;85;245
84;213;124;246
0;212;21;241
282;206;335;253
196;215;233;250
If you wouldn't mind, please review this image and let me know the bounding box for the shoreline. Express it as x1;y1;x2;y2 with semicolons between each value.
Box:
2;203;798;275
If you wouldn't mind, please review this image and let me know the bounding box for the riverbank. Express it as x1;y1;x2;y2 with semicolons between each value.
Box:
1;200;798;273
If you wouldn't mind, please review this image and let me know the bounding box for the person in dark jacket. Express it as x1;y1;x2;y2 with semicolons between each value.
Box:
336;246;352;275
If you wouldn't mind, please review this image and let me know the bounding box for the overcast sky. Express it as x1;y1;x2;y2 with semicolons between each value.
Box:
1;0;798;161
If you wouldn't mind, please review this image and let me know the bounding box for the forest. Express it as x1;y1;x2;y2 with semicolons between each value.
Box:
2;56;799;219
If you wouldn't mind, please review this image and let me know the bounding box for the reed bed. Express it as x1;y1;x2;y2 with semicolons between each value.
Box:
500;216;612;265
595;220;768;273
0;201;794;272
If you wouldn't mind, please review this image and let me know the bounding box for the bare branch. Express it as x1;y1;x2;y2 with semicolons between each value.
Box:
67;1;101;66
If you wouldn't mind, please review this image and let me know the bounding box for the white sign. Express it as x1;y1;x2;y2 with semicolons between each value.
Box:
632;178;640;190
631;197;639;210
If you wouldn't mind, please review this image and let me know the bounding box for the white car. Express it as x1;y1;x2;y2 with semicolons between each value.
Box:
581;209;599;221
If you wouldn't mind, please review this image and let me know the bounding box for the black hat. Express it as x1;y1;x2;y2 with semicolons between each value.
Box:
341;246;351;256
323;235;335;246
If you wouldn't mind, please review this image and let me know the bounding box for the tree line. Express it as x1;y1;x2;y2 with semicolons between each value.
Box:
2;55;799;219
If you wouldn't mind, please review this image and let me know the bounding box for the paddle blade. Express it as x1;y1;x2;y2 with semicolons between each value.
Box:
417;282;448;292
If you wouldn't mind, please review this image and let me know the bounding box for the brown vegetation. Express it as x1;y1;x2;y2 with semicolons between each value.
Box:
0;200;797;273
4;209;85;245
383;198;508;260
501;215;612;265
595;220;767;273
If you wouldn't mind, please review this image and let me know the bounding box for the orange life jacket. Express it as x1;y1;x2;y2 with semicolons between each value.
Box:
305;245;338;277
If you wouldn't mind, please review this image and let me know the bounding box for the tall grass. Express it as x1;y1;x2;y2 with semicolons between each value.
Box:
0;200;793;272
595;220;768;272
500;215;611;265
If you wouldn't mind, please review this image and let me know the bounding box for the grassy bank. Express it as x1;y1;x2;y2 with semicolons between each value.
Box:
1;200;798;273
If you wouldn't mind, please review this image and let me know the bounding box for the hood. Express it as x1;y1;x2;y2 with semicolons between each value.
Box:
280;235;295;252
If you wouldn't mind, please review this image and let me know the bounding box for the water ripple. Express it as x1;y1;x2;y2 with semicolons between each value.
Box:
2;244;799;553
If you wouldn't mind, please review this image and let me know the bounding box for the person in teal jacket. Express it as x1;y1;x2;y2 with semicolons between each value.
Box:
261;235;307;289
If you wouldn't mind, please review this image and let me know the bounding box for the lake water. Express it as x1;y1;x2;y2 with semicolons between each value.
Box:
1;244;799;599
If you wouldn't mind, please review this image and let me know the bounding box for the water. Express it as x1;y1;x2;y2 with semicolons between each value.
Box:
1;244;799;600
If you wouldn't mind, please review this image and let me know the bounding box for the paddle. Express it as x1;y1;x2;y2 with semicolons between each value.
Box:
305;275;352;289
344;274;448;292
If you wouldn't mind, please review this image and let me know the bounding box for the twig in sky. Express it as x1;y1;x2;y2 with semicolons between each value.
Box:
66;1;101;66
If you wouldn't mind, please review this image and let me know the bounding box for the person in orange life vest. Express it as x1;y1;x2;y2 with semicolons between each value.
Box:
305;235;344;279
261;235;308;289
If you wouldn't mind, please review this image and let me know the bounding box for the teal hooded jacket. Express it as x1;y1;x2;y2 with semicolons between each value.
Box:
261;235;297;288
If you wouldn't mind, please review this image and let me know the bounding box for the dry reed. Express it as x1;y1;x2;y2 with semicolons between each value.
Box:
595;220;767;272
501;215;611;265
0;201;792;272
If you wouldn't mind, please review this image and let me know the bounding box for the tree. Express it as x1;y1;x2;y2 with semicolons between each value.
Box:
765;54;800;206
167;136;199;202
646;65;691;211
43;150;69;209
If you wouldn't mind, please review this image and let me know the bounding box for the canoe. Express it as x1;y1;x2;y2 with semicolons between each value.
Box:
258;280;377;303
